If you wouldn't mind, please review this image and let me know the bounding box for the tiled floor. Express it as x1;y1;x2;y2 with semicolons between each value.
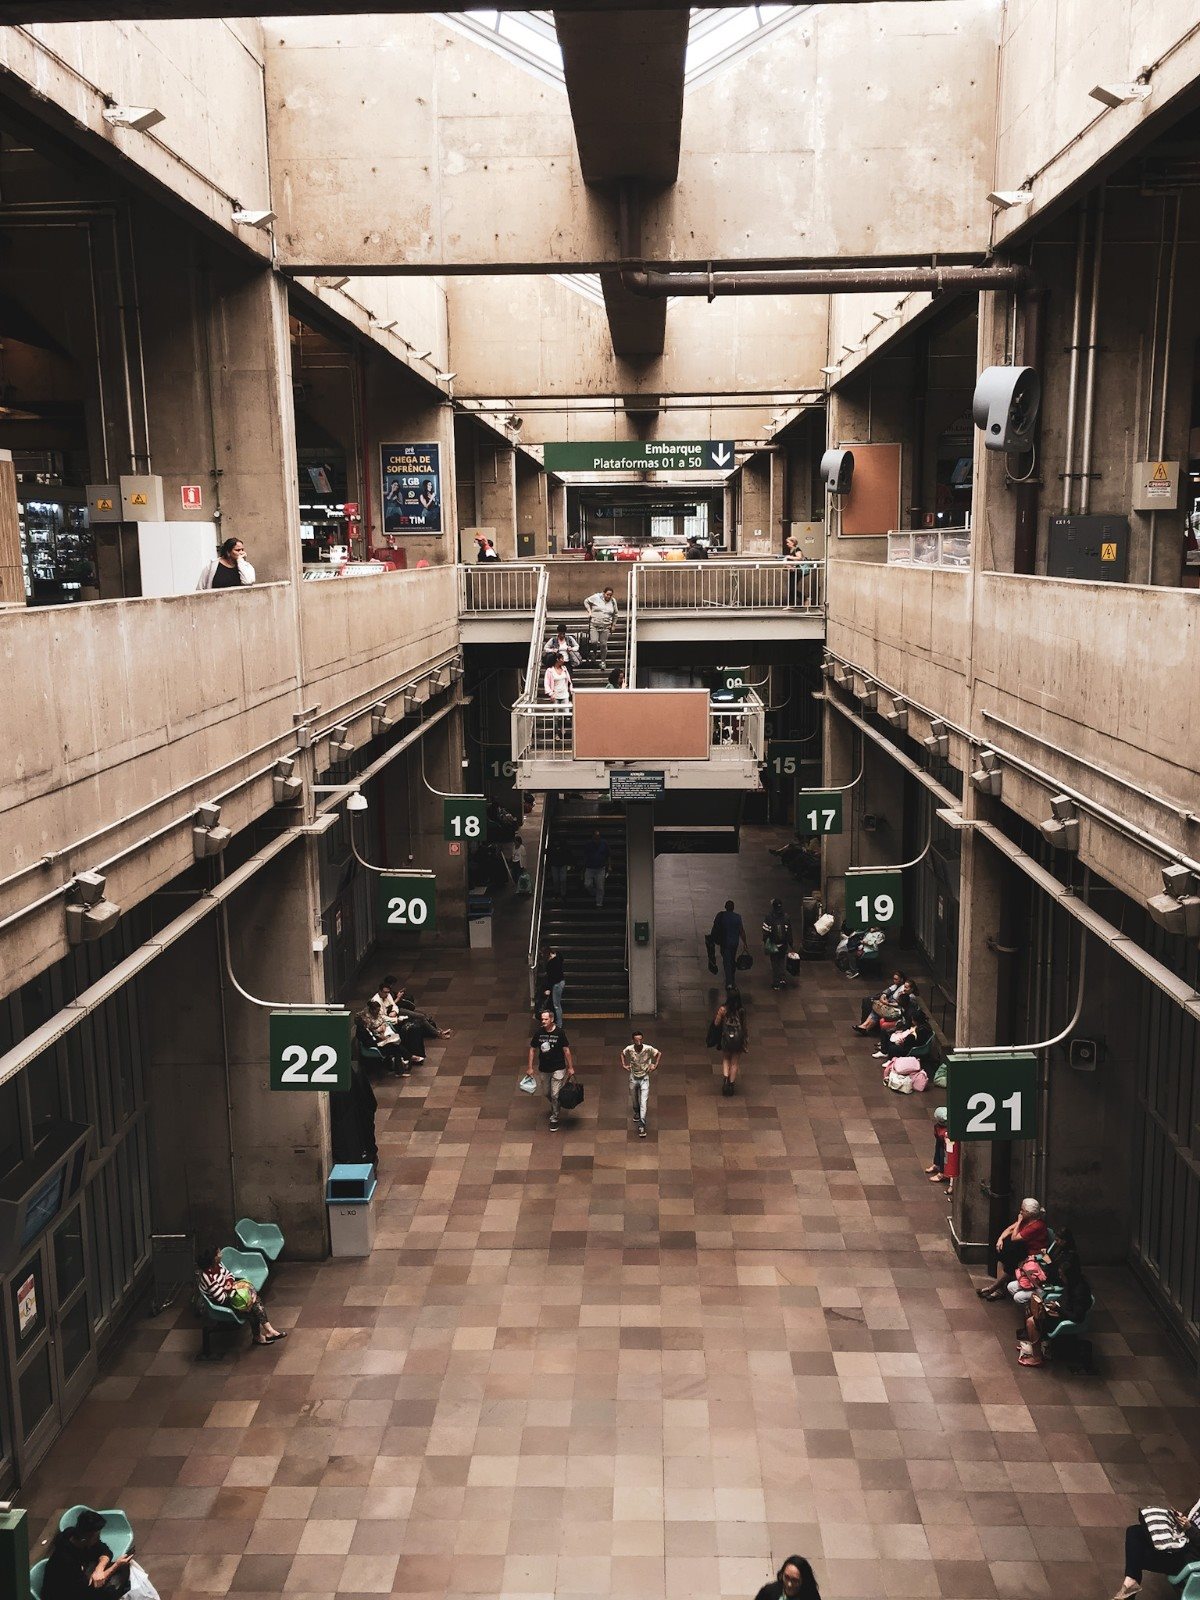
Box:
21;826;1200;1599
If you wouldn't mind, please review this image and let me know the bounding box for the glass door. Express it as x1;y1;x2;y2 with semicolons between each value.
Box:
2;1198;96;1481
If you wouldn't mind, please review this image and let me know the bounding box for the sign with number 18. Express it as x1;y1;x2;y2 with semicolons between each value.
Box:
443;796;485;842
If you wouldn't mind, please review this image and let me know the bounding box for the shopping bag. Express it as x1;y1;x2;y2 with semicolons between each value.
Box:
127;1561;163;1600
518;1073;538;1095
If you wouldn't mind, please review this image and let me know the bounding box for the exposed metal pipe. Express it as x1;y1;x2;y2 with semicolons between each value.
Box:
1061;203;1089;516
620;262;1037;299
125;208;153;474
1077;187;1106;516
83;221;110;482
1012;281;1045;574
1148;192;1182;586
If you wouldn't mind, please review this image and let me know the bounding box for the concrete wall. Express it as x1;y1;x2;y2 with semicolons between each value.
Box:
1;21;272;252
993;0;1200;246
266;3;997;272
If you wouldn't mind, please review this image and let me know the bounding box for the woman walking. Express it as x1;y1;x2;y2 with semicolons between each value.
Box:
710;986;748;1096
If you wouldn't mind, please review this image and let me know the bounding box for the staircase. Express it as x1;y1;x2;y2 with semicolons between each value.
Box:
542;612;630;691
538;807;628;1019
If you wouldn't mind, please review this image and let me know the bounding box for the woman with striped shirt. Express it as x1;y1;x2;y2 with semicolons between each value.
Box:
197;1244;286;1345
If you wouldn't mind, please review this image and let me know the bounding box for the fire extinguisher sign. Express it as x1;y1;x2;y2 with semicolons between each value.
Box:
181;484;203;510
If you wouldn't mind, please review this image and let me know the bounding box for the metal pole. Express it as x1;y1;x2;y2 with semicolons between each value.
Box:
1078;187;1106;516
1061;203;1089;516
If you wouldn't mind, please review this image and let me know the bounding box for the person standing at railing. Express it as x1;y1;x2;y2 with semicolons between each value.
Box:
784;534;812;608
544;654;572;706
685;536;709;559
584;585;618;665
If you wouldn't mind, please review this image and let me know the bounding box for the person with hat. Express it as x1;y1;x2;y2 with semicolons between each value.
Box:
761;897;793;990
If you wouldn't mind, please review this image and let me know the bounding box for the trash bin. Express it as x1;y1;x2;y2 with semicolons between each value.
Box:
326;1163;376;1257
468;913;493;949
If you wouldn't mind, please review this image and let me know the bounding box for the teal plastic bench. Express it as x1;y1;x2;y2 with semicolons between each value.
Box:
1171;1560;1200;1595
197;1289;249;1359
29;1559;46;1599
235;1218;284;1262
56;1506;133;1557
219;1246;269;1294
1043;1292;1095;1373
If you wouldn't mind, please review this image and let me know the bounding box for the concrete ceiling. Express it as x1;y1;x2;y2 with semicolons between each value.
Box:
15;0;948;14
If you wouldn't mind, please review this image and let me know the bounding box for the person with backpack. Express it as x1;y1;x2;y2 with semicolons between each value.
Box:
709;986;748;1095
761;897;793;990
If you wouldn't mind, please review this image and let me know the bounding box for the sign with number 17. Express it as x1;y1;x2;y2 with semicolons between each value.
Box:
797;789;843;835
443;796;485;843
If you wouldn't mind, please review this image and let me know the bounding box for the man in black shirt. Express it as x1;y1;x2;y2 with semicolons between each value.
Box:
528;1008;575;1129
43;1510;132;1599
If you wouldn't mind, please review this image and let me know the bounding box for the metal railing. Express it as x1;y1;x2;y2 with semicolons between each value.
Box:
526;791;555;1008
634;558;823;612
458;561;544;613
521;565;551;700
710;692;766;764
886;529;971;569
626;564;639;687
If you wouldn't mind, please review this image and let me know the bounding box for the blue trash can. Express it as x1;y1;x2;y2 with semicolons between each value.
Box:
326;1163;377;1256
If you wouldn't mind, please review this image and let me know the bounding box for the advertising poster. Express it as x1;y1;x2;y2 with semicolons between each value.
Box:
17;1274;37;1336
381;442;442;534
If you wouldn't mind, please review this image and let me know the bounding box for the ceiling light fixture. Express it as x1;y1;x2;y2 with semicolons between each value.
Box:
987;189;1033;210
969;749;1002;797
273;756;303;805
923;719;949;759
102;104;165;131
232;207;276;229
1088;81;1150;108
346;790;369;814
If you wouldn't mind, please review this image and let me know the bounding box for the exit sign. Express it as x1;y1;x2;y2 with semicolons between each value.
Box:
543;441;736;473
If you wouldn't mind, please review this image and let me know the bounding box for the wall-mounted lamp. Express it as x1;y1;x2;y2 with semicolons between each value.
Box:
819;366;839;377
371;702;394;738
1146;866;1200;937
434;370;457;384
192;800;233;859
1088;82;1150;108
329;724;354;762
273;756;303;805
923;719;949;759
370;318;397;332
970;749;1002;797
346;790;370;814
429;668;449;693
66;870;120;944
103;104;165;131
987;189;1033;210
857;682;878;712
1039;794;1079;852
884;697;908;732
232;207;276;229
316;275;350;290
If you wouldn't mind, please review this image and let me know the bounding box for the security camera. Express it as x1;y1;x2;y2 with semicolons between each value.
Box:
192;801;232;858
346;791;369;813
819;448;855;495
371;703;393;738
972;365;1041;453
329;724;354;762
884;698;908;731
1039;795;1079;851
1146;866;1200;938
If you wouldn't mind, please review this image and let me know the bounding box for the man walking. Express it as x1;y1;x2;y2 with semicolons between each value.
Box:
542;942;565;1027
762;897;793;990
582;829;610;908
709;899;749;989
584;584;618;665
621;1029;660;1139
528;1008;575;1130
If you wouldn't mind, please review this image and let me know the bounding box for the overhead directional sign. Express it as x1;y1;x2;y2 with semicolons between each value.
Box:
946;1053;1038;1142
844;868;903;932
543;441;737;474
443;795;486;843
377;872;437;934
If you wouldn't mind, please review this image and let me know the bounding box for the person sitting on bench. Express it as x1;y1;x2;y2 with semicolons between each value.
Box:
197;1244;285;1346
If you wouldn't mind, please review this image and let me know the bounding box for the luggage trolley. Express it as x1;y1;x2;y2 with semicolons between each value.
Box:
149;1232;196;1314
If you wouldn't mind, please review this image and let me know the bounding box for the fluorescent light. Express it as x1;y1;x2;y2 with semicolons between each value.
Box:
370;318;397;331
413;350;432;361
102;105;164;131
232;208;276;228
316;275;350;290
1088;82;1150;108
987;189;1033;210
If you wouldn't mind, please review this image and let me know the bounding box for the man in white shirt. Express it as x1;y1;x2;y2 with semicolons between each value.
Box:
584;586;618;665
620;1029;661;1139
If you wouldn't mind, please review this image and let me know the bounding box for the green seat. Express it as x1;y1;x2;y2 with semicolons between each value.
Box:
1044;1294;1093;1345
235;1217;284;1262
219;1246;269;1294
1170;1560;1200;1591
197;1288;249;1359
57;1506;134;1558
30;1559;47;1599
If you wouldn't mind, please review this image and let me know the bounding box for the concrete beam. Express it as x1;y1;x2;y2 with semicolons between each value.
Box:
555;9;688;183
602;272;667;358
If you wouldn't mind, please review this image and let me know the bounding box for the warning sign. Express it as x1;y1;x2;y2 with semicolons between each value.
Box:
1132;460;1180;511
95;497;113;512
130;492;147;506
1101;542;1117;562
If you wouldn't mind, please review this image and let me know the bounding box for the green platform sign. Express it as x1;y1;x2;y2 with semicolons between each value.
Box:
269;1010;351;1093
946;1052;1038;1141
443;795;486;843
714;665;750;702
377;872;436;933
765;741;805;780
543;440;736;474
797;789;843;834
844;867;903;931
483;745;516;784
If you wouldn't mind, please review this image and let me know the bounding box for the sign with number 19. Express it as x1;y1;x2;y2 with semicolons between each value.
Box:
844;867;902;931
377;872;436;933
443;796;485;842
945;1053;1038;1141
269;1011;351;1093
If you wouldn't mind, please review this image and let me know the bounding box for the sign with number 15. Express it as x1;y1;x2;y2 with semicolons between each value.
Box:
269;1011;351;1093
443;796;485;842
945;1053;1038;1141
377;872;436;933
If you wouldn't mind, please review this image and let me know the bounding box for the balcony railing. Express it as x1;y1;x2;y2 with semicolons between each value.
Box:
634;558;823;612
511;692;765;769
887;528;971;569
457;562;544;613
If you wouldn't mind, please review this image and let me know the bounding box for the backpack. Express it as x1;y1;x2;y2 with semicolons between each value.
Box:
721;1013;744;1051
765;919;787;953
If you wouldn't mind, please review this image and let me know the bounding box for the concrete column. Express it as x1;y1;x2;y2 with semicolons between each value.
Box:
0;450;22;606
548;481;568;555
516;455;550;558
769;450;787;552
626;802;656;1017
404;709;469;944
821;703;855;919
478;440;518;560
738;456;772;558
365;354;458;566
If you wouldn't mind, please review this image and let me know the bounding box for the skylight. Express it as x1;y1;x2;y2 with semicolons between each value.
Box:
440;7;806;92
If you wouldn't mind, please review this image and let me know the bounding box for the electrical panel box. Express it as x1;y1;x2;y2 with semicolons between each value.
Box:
119;473;165;522
137;520;218;596
86;483;121;524
1132;461;1180;512
788;521;826;562
1046;514;1129;582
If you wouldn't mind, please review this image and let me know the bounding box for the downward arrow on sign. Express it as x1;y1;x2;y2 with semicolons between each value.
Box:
712;443;732;467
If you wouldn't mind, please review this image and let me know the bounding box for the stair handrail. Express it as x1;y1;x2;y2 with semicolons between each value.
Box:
626;564;638;687
520;563;551;703
526;790;556;1008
